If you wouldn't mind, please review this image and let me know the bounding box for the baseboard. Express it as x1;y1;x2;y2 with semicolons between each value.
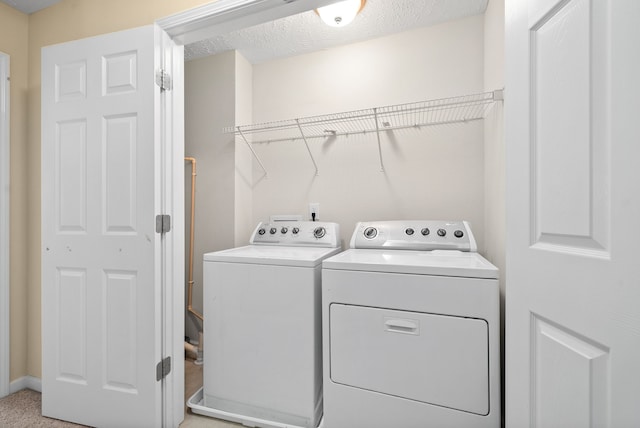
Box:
9;376;42;394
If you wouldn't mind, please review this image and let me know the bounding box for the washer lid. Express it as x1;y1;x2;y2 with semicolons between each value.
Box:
322;249;498;279
204;245;342;268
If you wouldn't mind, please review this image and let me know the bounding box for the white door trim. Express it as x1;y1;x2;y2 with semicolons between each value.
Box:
154;23;185;427
157;0;338;45
0;51;10;399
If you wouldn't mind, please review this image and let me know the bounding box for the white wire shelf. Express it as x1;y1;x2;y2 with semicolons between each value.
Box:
226;89;503;175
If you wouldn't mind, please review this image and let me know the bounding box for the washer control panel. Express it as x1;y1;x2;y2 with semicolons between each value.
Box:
350;220;477;252
250;221;340;248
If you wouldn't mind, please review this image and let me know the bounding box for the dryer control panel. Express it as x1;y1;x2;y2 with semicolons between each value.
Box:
250;221;340;248
350;220;477;252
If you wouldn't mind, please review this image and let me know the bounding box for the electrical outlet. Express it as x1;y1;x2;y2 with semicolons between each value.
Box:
309;203;320;221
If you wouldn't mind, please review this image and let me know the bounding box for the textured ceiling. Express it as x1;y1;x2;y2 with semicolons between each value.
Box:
0;0;488;62
0;0;61;14
185;0;489;64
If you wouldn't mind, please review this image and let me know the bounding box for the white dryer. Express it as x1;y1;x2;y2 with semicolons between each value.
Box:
190;221;341;428
321;221;500;428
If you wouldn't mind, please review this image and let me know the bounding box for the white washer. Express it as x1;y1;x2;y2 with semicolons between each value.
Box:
189;221;341;428
321;221;500;428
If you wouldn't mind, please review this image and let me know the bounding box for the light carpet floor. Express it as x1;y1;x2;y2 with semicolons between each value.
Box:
0;389;86;427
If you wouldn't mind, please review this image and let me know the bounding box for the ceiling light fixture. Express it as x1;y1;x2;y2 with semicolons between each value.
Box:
316;0;366;28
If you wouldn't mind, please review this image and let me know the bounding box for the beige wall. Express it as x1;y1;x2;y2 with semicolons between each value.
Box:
234;52;254;248
483;1;505;279
251;15;486;247
0;2;30;382
184;51;237;341
19;0;214;381
184;51;253;342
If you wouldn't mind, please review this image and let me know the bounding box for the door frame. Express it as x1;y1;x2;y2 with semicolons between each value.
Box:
156;24;186;426
0;51;10;399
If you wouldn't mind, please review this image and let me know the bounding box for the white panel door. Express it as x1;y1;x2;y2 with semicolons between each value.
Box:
506;0;640;426
42;26;166;427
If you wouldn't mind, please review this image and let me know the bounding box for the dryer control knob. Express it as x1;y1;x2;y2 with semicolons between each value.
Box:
405;228;415;236
258;228;266;235
421;228;430;236
281;227;288;234
270;227;277;235
313;227;326;239
454;230;464;238
292;227;300;235
364;227;378;239
437;228;447;237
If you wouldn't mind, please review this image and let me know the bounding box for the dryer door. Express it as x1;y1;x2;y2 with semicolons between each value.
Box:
329;304;489;415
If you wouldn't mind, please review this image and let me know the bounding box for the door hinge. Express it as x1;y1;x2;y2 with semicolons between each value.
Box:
156;214;171;234
155;69;172;91
156;356;172;381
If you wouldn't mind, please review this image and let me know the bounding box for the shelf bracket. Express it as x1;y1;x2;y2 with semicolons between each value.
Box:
237;127;268;178
295;119;319;176
373;108;385;172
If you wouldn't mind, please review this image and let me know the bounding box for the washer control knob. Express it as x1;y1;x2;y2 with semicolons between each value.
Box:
364;227;378;239
313;227;326;239
270;227;277;235
281;227;288;234
258;228;266;235
454;230;464;238
405;228;415;236
292;227;299;235
421;228;430;236
437;228;447;237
